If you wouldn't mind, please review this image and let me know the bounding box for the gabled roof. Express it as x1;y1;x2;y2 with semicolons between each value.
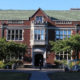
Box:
0;9;80;21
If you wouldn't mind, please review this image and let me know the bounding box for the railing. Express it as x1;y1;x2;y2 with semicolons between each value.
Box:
32;20;47;26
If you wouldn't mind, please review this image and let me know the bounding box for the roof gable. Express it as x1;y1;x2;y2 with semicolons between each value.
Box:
30;8;50;20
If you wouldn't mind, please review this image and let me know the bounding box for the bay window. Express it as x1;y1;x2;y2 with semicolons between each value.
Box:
34;29;45;40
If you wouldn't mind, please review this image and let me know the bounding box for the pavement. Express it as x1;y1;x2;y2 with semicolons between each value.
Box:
0;68;64;80
30;70;50;80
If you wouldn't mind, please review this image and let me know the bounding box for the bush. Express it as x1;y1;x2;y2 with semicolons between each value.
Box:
54;60;62;68
0;61;4;68
4;61;15;69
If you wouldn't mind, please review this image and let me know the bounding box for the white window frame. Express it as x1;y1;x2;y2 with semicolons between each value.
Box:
34;29;45;40
6;29;24;41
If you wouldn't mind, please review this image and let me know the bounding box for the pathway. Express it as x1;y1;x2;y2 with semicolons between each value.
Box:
30;70;50;80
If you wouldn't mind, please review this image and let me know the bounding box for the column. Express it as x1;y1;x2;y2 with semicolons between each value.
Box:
32;48;34;66
43;49;46;67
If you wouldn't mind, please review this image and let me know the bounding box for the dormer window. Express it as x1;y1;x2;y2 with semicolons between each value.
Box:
36;16;43;24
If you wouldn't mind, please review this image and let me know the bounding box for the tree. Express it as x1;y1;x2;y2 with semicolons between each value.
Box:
0;38;7;60
6;41;27;61
50;34;80;60
0;38;27;61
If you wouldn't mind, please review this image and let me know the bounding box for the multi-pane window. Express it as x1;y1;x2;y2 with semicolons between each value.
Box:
34;29;45;40
55;30;71;40
7;29;23;40
55;29;72;61
56;51;71;61
36;16;43;23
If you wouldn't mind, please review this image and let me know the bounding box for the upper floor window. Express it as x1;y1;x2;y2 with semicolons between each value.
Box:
36;16;43;23
8;20;24;24
7;29;23;41
34;29;45;40
55;29;71;40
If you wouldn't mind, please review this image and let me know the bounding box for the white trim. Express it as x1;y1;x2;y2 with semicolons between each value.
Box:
47;27;75;30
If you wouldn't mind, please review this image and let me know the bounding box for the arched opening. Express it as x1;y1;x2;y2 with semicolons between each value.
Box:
34;53;43;67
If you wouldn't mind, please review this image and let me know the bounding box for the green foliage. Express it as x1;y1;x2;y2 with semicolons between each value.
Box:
50;40;71;53
0;61;4;68
0;38;27;61
50;34;80;59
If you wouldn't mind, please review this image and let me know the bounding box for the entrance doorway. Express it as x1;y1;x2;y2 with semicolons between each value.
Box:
34;54;43;67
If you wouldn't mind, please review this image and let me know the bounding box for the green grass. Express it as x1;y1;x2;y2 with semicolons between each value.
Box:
0;72;31;80
48;72;80;80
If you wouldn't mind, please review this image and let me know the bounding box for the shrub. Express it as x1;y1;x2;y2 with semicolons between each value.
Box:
0;61;4;68
54;60;62;68
4;61;15;69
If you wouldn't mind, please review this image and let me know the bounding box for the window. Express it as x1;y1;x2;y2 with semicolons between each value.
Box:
7;29;23;40
55;29;71;40
34;29;45;40
56;51;72;60
36;16;43;23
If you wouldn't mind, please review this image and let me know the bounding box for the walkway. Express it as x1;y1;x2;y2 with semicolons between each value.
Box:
30;70;50;80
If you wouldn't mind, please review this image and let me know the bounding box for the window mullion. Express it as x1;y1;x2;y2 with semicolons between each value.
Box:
18;30;19;40
10;30;12;40
14;30;16;40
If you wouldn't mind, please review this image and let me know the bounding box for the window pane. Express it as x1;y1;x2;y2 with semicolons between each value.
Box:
56;55;60;60
15;35;18;40
7;35;10;40
8;30;10;34
68;30;71;35
41;35;44;40
64;55;67;60
60;30;63;35
60;55;63;60
34;34;37;40
64;30;67;35
12;30;14;35
19;35;22;40
34;30;37;34
16;30;18;35
60;36;63;40
56;36;59;40
38;34;40;40
20;30;22;34
37;30;40;34
12;35;14;40
56;30;59;35
36;16;42;23
41;30;44;34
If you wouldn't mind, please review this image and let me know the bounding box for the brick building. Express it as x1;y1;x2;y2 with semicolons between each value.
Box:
0;8;80;67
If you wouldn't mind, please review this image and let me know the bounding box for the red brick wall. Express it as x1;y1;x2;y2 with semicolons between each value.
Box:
46;52;55;64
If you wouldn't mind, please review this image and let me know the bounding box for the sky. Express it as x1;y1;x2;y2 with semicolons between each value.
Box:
0;0;80;10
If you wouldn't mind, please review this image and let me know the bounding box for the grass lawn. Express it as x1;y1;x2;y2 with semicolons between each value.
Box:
0;72;31;80
48;72;80;80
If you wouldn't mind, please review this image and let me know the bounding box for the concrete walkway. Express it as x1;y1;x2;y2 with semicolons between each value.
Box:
30;70;50;80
